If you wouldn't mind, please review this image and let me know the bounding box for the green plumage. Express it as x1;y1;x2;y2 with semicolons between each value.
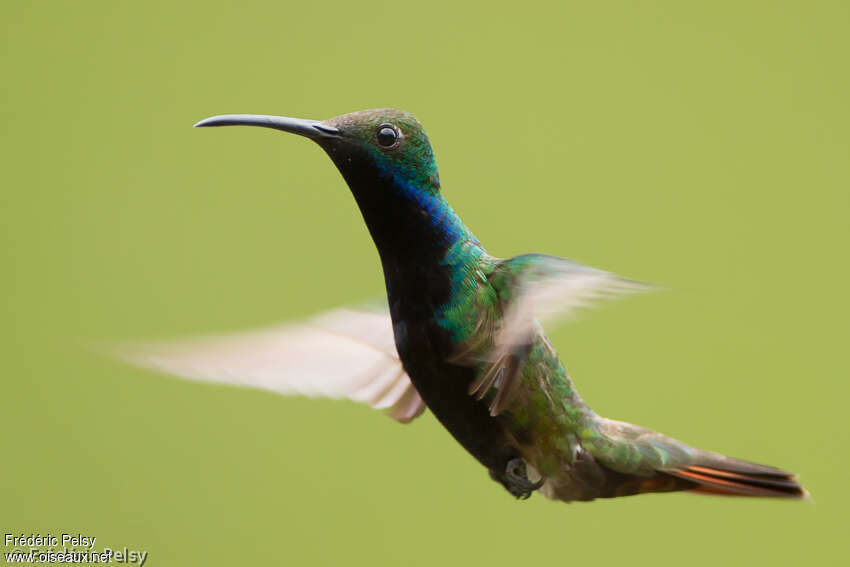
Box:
190;107;808;502
430;237;807;500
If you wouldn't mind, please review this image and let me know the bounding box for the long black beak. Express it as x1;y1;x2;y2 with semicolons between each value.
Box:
193;114;339;140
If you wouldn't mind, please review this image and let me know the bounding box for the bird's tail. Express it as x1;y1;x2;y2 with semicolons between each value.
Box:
660;453;809;499
579;419;810;501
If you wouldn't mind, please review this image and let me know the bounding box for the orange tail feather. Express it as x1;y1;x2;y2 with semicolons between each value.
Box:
665;463;809;499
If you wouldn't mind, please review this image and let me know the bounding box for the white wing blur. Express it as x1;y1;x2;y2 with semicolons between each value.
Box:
114;308;426;423
497;255;653;352
470;254;654;416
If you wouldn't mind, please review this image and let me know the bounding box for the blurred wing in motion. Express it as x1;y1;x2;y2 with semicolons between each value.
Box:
114;308;426;423
495;253;655;347
470;254;655;416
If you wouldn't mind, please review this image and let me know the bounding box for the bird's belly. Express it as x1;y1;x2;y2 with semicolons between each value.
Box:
395;320;518;472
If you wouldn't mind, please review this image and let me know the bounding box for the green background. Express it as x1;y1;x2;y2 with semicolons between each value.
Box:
3;1;848;565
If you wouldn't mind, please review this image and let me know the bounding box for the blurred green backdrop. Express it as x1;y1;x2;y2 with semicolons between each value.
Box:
3;1;848;565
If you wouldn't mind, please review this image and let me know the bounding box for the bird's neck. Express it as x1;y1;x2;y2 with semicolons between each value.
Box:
361;181;482;279
332;163;484;314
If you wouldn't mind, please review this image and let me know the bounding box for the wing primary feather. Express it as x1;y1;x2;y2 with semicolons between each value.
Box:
111;308;426;424
464;254;656;415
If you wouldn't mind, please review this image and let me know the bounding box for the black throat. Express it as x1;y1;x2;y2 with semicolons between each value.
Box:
320;143;464;318
318;141;517;474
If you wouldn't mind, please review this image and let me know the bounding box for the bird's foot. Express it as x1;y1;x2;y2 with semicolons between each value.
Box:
492;458;544;500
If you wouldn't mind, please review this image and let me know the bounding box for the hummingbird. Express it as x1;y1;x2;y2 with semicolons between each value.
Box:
122;109;807;502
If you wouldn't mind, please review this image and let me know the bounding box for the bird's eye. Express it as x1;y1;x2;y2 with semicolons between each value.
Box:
376;124;399;148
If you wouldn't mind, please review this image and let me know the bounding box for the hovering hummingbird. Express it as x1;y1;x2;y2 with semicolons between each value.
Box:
122;109;807;502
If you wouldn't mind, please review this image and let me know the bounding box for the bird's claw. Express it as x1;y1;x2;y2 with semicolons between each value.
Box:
493;458;544;500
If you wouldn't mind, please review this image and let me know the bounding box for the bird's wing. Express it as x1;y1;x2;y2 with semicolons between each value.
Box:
492;253;653;345
113;307;426;423
469;254;653;415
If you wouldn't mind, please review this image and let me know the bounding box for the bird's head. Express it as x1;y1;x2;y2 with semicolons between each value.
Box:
194;108;470;258
194;108;441;196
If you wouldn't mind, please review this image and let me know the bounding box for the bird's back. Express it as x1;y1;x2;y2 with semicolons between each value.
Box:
392;248;807;502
